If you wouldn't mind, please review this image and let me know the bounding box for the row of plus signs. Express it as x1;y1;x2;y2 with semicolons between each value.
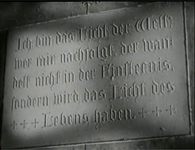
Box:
11;119;39;130
137;105;176;118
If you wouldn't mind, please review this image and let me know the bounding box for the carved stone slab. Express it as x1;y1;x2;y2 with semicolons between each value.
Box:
1;2;190;149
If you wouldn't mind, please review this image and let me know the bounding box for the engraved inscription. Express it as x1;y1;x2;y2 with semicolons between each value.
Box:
110;82;146;101
151;80;175;95
143;37;173;52
138;108;149;118
121;42;139;55
13;75;31;89
112;23;132;36
102;58;173;80
94;106;135;129
56;32;75;44
11;95;49;112
31;119;39;128
53;90;79;106
35;70;75;89
15;37;33;52
36;53;56;67
78;25;109;41
2;3;189;149
14;58;32;70
60;44;115;64
41;112;89;128
36;35;53;47
166;105;176;115
11;121;17;130
84;88;106;102
79;69;96;81
135;14;174;32
9;105;179;130
20;120;28;129
152;106;162;117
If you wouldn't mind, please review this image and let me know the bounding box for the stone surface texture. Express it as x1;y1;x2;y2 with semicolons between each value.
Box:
0;2;194;150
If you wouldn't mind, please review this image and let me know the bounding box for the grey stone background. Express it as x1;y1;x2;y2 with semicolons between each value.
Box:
0;2;194;149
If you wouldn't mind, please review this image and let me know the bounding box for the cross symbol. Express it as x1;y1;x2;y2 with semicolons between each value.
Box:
31;119;39;128
82;2;100;14
20;120;28;129
138;108;149;118
152;106;162;117
166;105;176;115
11;120;17;130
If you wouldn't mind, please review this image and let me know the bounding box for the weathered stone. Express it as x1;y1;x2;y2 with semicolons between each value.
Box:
1;2;191;149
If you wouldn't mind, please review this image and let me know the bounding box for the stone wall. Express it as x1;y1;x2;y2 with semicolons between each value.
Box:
0;2;194;149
